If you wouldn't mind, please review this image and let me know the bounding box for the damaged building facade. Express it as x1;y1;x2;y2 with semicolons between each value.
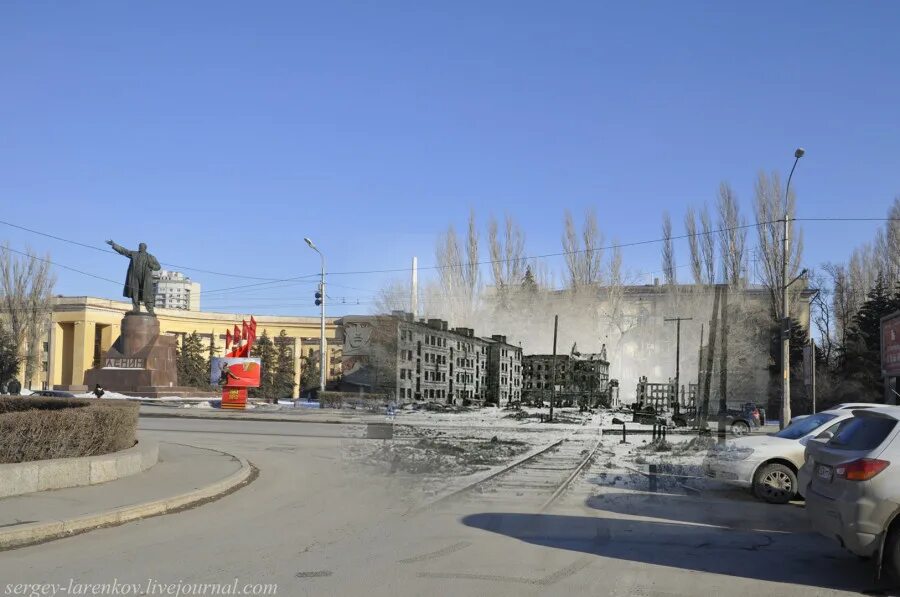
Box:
340;312;522;405
522;346;611;406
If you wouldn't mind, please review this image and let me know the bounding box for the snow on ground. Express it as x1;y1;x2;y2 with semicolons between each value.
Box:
73;391;216;401
342;406;601;499
586;426;767;495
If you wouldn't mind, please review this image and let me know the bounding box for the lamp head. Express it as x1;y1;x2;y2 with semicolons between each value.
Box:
794;148;805;159
304;238;316;250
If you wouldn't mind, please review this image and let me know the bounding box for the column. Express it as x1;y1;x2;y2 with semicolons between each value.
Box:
72;320;96;387
48;321;62;388
100;324;116;354
292;336;301;399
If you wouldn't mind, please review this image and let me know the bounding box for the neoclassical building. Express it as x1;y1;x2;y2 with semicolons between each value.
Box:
33;296;340;397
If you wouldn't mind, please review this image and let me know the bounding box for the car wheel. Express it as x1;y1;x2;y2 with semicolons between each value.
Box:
753;463;797;504
883;522;900;581
731;421;750;436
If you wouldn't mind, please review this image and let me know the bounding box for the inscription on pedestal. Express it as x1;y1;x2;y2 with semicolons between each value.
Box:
105;357;146;369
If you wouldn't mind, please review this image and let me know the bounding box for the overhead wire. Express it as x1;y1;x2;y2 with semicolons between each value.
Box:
1;215;897;308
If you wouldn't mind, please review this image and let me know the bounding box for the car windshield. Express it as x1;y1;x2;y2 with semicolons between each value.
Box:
774;413;838;440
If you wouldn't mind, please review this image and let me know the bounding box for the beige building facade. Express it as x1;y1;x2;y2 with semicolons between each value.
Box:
40;296;340;398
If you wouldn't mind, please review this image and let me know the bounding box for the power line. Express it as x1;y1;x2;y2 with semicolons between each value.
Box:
3;215;896;299
796;217;900;222
0;245;120;286
0;218;286;281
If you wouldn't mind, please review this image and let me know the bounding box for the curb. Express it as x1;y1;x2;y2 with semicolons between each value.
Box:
0;449;257;551
140;410;353;425
0;440;159;499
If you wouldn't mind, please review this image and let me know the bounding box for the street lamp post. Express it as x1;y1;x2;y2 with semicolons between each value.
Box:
304;237;327;395
781;148;804;429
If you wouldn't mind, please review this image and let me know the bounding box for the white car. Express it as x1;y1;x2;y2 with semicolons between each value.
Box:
704;410;853;503
791;403;879;424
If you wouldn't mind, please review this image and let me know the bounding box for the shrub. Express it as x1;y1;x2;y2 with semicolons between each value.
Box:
0;397;139;463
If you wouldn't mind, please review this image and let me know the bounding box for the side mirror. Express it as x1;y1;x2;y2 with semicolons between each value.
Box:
817;431;834;441
612;417;624;425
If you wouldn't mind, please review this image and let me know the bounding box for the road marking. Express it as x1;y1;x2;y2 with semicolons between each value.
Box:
295;570;333;578
418;557;592;586
398;541;472;563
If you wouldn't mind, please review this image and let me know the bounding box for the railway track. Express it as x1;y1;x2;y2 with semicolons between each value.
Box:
424;432;602;512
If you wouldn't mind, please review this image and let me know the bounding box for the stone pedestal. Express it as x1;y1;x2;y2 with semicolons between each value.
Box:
84;313;212;398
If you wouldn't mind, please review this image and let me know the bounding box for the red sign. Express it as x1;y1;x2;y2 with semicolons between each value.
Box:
211;357;261;388
883;312;900;377
222;387;248;410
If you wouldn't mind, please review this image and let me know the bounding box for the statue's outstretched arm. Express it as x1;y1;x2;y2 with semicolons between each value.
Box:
106;240;130;257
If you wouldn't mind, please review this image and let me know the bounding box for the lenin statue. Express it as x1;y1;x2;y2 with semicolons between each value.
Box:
107;240;162;315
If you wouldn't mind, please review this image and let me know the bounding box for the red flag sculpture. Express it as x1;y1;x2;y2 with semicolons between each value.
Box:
215;316;262;410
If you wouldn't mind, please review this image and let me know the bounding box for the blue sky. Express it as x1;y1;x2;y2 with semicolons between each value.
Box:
1;2;898;316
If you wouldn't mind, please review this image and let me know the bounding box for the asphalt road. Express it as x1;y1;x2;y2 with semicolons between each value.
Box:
0;415;887;596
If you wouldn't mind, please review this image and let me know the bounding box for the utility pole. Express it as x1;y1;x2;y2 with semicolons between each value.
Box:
549;314;559;423
810;338;816;414
718;286;729;443
781;148;804;430
696;322;704;417
701;286;722;432
664;316;693;414
304;238;327;394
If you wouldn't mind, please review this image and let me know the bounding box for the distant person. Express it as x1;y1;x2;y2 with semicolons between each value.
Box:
93;384;105;399
0;380;7;395
7;378;21;395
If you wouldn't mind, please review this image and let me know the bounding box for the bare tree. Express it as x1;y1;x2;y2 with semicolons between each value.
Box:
700;204;716;285
685;206;704;285
599;244;635;341
808;268;836;366
848;243;878;317
874;197;900;289
465;209;479;298
530;259;555;290
488;214;526;291
372;277;410;314
824;262;854;349
562;209;604;290
661;212;676;285
435;214;480;324
0;244;56;388
717;182;747;287
753;171;804;319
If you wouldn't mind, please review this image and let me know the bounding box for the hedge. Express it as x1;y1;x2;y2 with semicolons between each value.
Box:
0;397;139;463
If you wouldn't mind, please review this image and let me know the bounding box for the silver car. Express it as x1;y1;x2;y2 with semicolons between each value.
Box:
804;408;900;579
705;410;853;504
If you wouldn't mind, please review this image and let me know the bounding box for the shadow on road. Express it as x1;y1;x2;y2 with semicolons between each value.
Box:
585;490;808;533
461;512;873;592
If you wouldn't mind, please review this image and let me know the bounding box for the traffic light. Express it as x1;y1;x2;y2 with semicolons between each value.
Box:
315;291;322;306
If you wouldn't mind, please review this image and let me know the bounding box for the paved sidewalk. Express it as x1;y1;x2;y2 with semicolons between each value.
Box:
0;441;243;533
